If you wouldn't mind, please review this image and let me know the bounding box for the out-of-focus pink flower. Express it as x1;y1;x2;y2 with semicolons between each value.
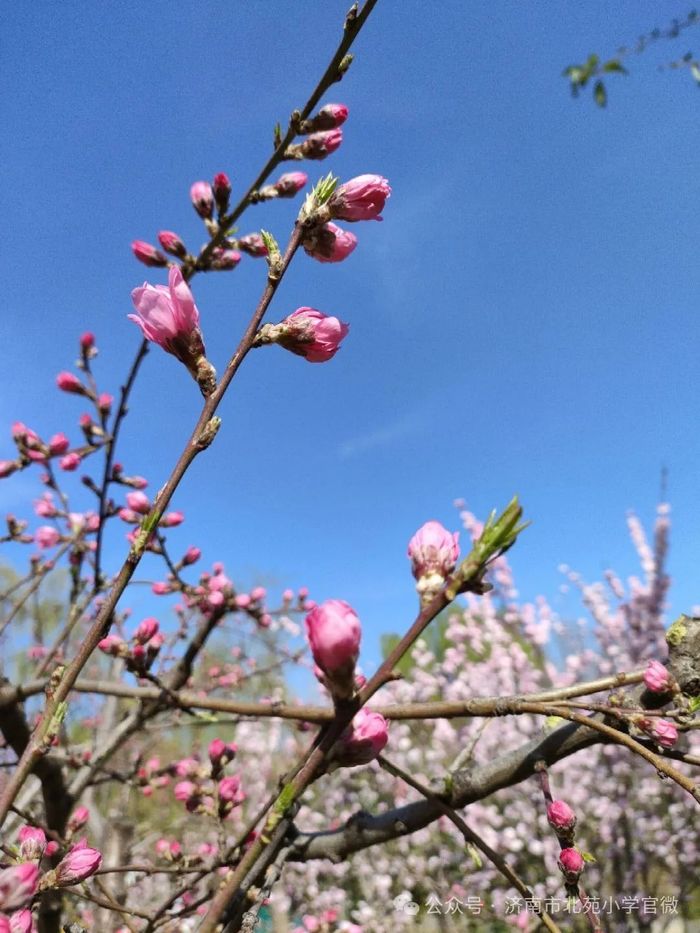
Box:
558;847;584;882
282;588;294;602
303;222;357;264
134;617;159;644
158;230;187;259
644;659;672;694
211;248;241;270
151;581;171;595
35;526;60;549
298;129;343;160
331;708;388;768
218;775;244;805
175;758;200;778
642;717;679;748
237;233;268;257
118;508;140;524
56;372;86;395
80;332;95;350
329;174;391;222
546;800;577;834
213;172;231;213
276;308;349;363
305;599;361;700
174;780;198;803
250;586;266;601
302;916;321;933
273;172;308;197
160;511;184;527
68;806;90;833
18;826;47;860
0;460;17;479
0;863;39;911
59;452;81;472
209;739;236;768
48;433;70;456
190;181;214;219
54;845;102;886
9;909;33;933
97;393;113;414
129;267;207;378
126;491;150;515
131;240;168;267
34;494;57;518
182;546;201;566
408;521;460;582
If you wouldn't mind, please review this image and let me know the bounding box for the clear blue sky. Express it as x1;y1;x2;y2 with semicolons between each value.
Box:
2;1;699;671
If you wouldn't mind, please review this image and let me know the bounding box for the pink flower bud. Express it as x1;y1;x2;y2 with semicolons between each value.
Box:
126;491;150;514
56;372;86;395
160;511;184;527
303;222;357;264
190;181;214;219
118;508;140;524
273;172;308;197
134;617;159;644
557;847;584;883
131;240;168;267
80;332;95;350
129;267;208;380
299;129;343;160
546;800;577;834
98;635;127;657
18;825;47;860
54;845;102;886
331;708;388;768
407;521;460;582
174;780;198;802
59;452;81;472
157;230;187;259
0;460;17;479
282;588;294;602
182;546;201;566
329;174;391;222
235;593;251;608
237;234;268;257
34;526;60;549
644;659;672;694
68;806;90;833
211;248;241;270
213;172;231;214
9;909;33;933
305;599;361;700
276;308;349;363
643;717;679;748
250;586;266;601
48;433;70;456
97;393;113;415
44;842;59;858
218;775;244;804
306;103;348;131
151;581;171;595
0;863;39;911
34;494;57;518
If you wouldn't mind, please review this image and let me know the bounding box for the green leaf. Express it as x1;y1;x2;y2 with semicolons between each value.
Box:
582;851;597;863
691;63;700;84
687;695;700;713
594;80;607;107
602;59;628;74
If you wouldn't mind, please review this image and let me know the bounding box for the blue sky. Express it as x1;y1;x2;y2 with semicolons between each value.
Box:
2;1;699;672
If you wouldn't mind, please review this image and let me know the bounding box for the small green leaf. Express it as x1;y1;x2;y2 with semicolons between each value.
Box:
691;63;700;84
581;851;597;863
602;59;627;74
687;695;700;713
594;80;607;107
467;844;483;870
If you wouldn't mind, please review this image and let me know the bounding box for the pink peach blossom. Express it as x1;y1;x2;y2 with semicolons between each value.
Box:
303;222;357;263
54;845;102;885
56;372;85;395
190;181;214;219
34;526;60;549
277;308;349;363
329;174;391;222
157;230;187;258
131;240;168;267
332;708;388;768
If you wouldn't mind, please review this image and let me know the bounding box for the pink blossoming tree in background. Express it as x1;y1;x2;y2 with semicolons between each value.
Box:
0;4;699;932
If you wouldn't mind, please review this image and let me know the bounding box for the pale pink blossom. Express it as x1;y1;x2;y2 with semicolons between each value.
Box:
34;526;60;549
34;494;57;518
308;102;348;130
129;267;206;375
160;510;184;527
131;240;168;267
97;393;113;414
9;909;33;933
18;826;46;860
0;863;39;911
329;174;391;222
67;806;90;833
126;491;150;514
303;222;357;263
276;308;349;363
642;717;678;748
